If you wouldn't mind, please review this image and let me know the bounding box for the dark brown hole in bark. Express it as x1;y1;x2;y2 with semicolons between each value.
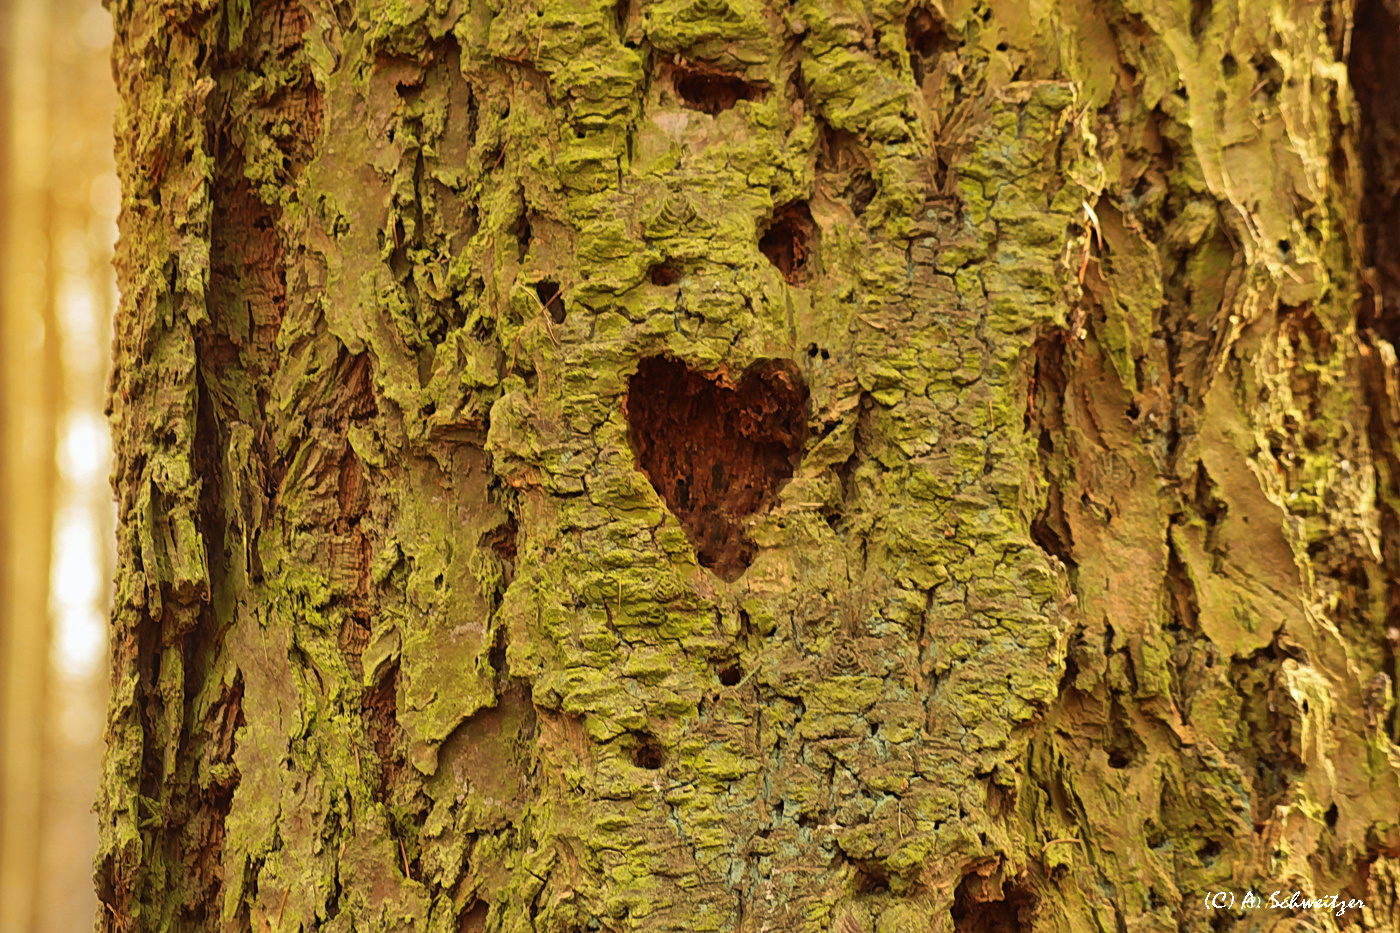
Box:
337;450;367;521
339;611;371;660
951;876;1038;933
1029;499;1073;570
488;623;508;677
1249;52;1282;99
363;667;407;797
984;779;1013;816
389;66;425;100
1325;803;1339;828
625;355;809;581
536;280;564;323
853;860;890;894
906;7;947;86
511;213;532;262
631;734;665;770
760;202;815;283
850;171;878;213
817;126;878;213
482;514;518;562
1353;0;1400;343
342;352;379;420
1027;332;1075;569
1105;702;1144;769
671;64;762;114
458;900;488;933
1056;650;1081;695
1189;0;1211;40
718;664;742;686
1196;839;1222;863
649;260;679;285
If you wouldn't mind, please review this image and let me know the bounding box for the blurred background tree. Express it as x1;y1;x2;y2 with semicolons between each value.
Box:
0;0;117;930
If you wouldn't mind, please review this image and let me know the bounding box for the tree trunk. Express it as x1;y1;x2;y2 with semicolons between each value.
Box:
97;0;1400;930
0;0;60;927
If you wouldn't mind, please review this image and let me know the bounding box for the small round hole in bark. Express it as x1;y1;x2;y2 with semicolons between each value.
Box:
718;664;742;686
760;203;816;284
536;280;564;323
625;355;809;581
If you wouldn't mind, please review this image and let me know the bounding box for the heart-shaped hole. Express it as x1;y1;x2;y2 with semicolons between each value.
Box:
626;355;808;581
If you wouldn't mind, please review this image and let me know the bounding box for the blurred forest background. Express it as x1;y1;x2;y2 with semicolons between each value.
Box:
0;0;118;929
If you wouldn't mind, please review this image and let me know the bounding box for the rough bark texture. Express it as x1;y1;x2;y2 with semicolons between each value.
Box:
98;0;1400;930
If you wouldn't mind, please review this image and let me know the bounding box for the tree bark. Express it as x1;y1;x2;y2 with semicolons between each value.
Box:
98;0;1400;930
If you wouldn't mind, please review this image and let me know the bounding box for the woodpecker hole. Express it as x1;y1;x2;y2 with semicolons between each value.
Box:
626;355;808;581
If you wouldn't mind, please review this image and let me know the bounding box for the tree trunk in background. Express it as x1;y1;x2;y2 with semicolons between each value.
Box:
97;0;1400;929
0;0;57;928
